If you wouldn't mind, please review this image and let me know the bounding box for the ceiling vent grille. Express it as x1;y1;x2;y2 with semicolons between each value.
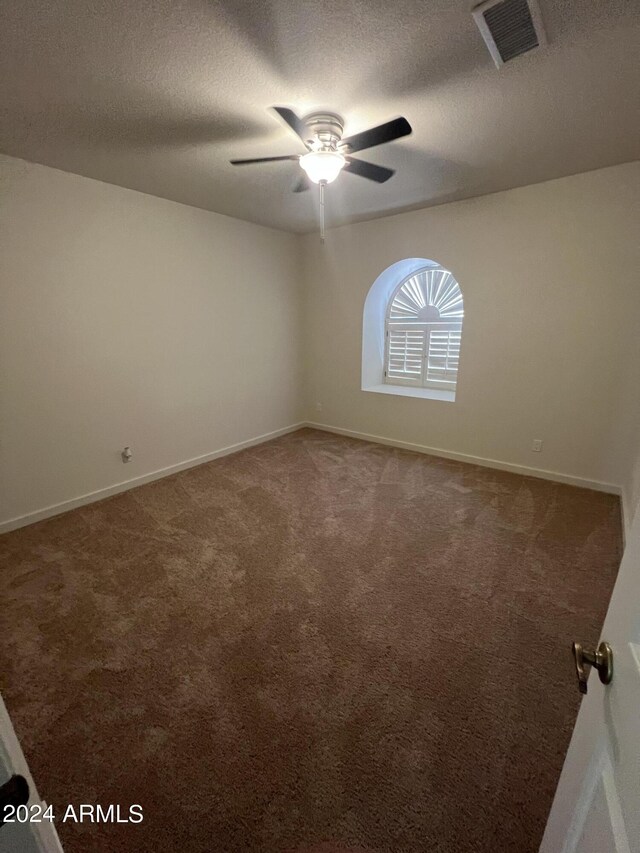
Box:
472;0;547;67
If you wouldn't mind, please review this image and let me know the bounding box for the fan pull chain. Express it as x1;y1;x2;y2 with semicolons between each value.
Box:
319;180;326;243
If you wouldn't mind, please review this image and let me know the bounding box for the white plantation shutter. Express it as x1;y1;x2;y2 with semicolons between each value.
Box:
388;268;463;322
386;329;426;384
385;266;464;391
426;328;461;385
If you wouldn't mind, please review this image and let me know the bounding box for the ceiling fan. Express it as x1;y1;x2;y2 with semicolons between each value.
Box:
230;107;412;239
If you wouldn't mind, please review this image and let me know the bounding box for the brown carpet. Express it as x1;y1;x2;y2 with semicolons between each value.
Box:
1;428;622;852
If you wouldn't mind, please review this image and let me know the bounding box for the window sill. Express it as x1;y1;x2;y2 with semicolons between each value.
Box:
362;384;456;402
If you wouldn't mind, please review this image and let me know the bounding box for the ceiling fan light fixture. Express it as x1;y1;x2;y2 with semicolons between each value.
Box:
299;150;346;184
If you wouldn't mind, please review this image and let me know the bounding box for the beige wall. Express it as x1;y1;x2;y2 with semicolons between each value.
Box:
0;156;302;528
2;156;639;533
301;162;640;494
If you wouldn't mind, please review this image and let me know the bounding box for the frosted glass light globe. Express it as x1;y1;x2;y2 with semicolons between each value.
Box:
299;150;346;184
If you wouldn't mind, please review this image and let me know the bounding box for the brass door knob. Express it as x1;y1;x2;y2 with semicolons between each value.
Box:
572;641;613;695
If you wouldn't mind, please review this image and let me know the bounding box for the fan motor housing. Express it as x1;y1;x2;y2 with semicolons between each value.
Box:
303;112;344;149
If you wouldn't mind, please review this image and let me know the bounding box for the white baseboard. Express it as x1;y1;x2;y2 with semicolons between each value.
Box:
2;419;625;536
305;421;622;496
0;422;306;534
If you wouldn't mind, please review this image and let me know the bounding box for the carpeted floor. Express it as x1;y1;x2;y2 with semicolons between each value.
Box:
1;428;622;852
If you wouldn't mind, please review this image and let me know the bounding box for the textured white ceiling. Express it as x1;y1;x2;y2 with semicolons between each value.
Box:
0;0;638;233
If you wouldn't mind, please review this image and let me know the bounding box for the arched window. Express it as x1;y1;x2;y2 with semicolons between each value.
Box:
362;258;464;402
385;266;463;391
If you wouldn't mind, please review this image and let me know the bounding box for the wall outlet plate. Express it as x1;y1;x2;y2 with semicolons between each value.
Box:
532;439;543;452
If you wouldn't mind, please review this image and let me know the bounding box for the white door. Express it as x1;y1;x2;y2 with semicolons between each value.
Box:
541;502;640;853
0;693;63;853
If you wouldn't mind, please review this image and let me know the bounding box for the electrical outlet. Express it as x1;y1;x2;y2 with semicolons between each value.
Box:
532;439;543;452
315;402;323;412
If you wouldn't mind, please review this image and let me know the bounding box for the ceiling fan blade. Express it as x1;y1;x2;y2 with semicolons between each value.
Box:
272;107;310;146
341;117;412;153
230;155;300;165
292;174;311;193
343;157;395;183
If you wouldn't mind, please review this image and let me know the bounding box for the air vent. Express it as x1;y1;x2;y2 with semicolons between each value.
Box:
472;0;547;67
